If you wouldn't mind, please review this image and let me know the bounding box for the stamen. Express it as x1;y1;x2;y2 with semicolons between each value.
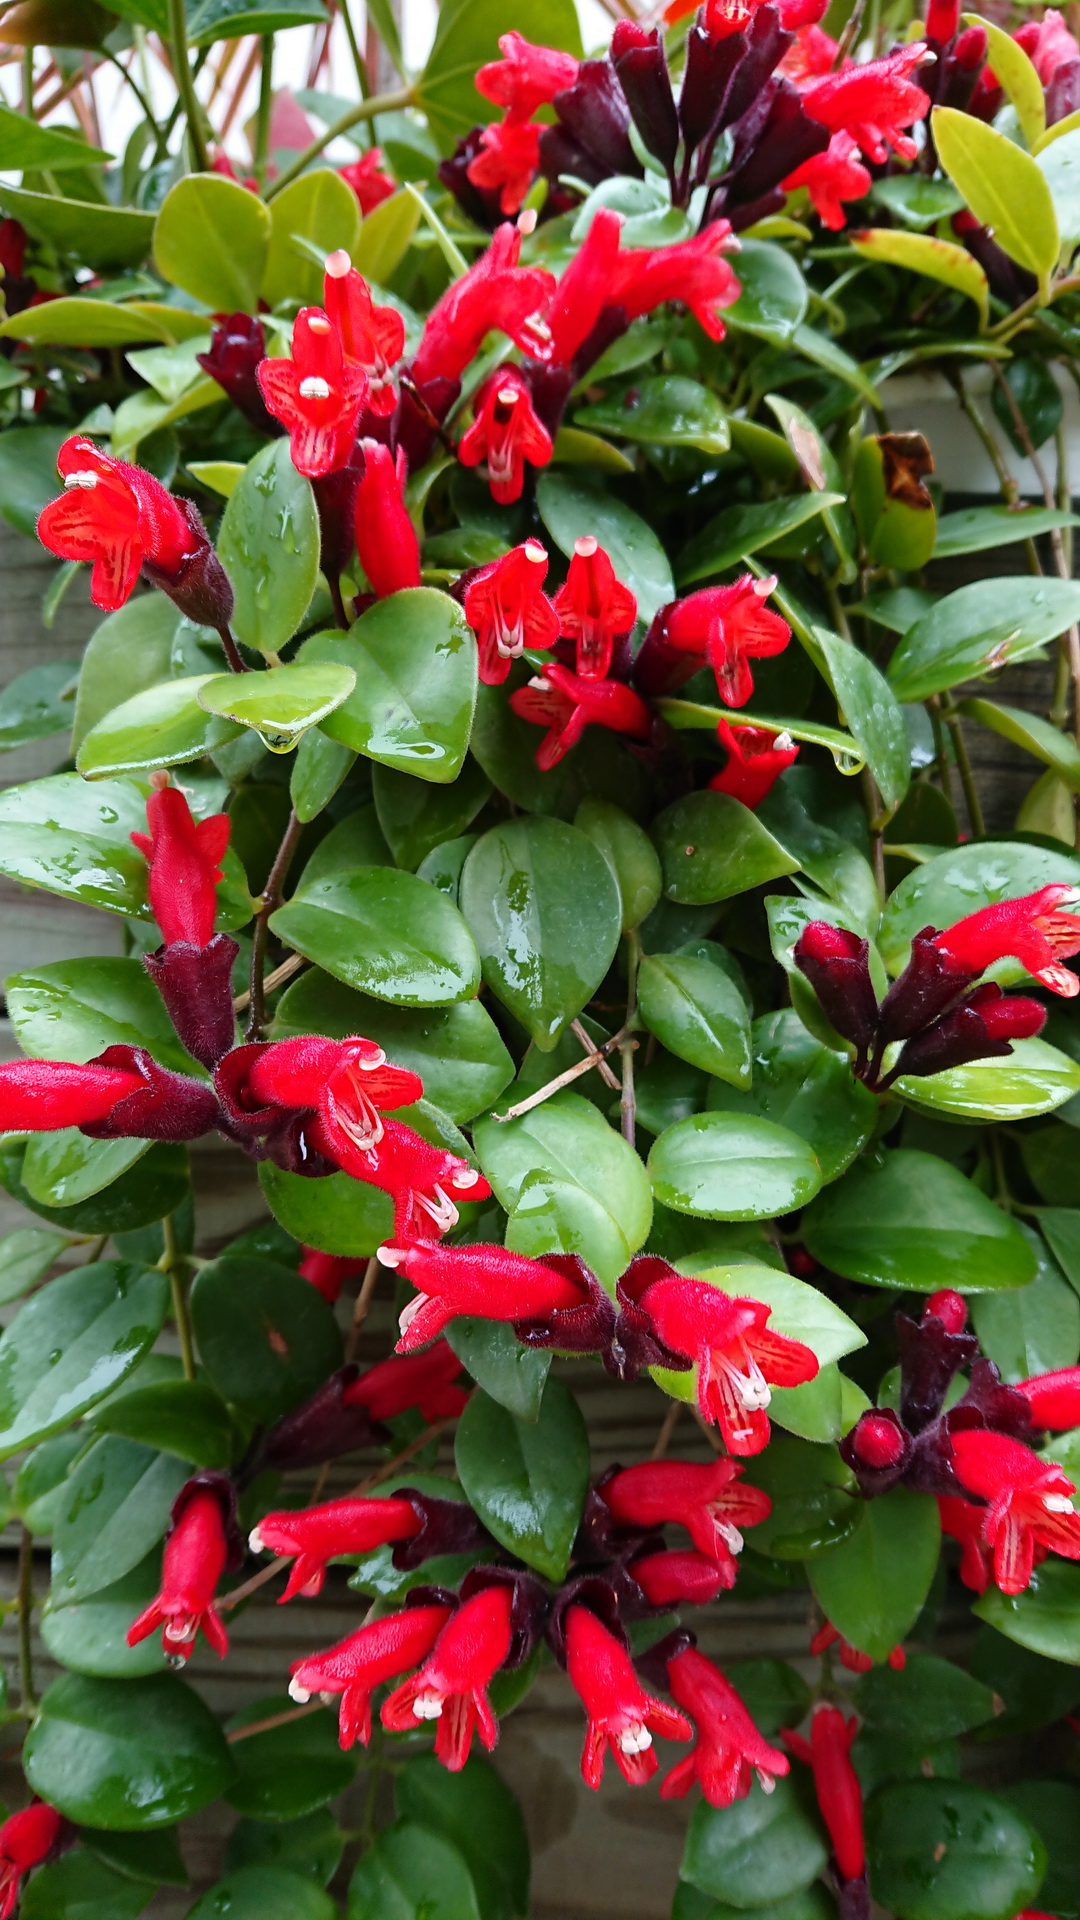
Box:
450;1166;480;1190
299;376;332;399
575;536;599;558
773;732;796;753
64;471;99;490
715;1519;744;1556
524;539;547;565
756;1768;777;1793
325;249;351;278
307;315;332;335
517;208;538;234
618;1723;653;1755
1044;1492;1075;1513
378;1245;406;1270
247;1526;265;1553
398;1291;428;1334
416;1186;459;1233
355;1046;387;1071
413;1690;444;1720
289;1678;311;1703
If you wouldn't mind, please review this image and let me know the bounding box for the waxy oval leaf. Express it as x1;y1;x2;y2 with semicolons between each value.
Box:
648;1112;823;1219
455;1377;589;1583
803;1148;1036;1291
932;107;1059;291
0;1262;168;1460
218;441;320;658
271;866;481;1005
303;590;478;783
25;1672;236;1829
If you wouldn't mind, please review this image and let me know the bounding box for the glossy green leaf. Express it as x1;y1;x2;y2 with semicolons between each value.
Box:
191;1868;335;1920
537;469;674;625
850;228;989;322
82;1825;188;1886
262;170;360;309
418;0;580;150
41;1554;168;1679
573;800;662;932
639;951;752;1087
0;1227;67;1305
71;598;181;752
681;1777;828;1907
935;504;1080;557
810;1489;941;1662
274;968;513;1122
959;695;1080;790
373;760;491;871
0;185;155;270
19;1849;151;1920
575;376;730;456
7;955;201;1077
932;107;1059;291
76;674;243;777
447;1320;551;1423
813;628;910;812
0;101;109;169
867;1781;1046;1920
225;1697;354;1819
676;493;845;586
20;1132;149;1209
295;805;392;886
707;1010;876;1184
226;1809;343;1887
803;1149;1036;1291
26;1671;235;1830
154;174;271;311
302;590;478;782
51;1437;189;1603
396;1754;530;1920
879;840;1080;975
0;297;171;347
90;1379;235;1469
965;13;1045;145
353;191;422;285
649;1112;822;1220
218;441;320;658
475;1092;653;1278
0;1262;167;1462
461;817;622;1049
870;174;965;228
349;1821;480;1920
724;239;808;342
854;1653;996;1745
894;1037;1080;1121
653;791;799;905
455;1377;589;1582
187;0;330;38
972;1224;1080;1380
0;660;77;750
887;578;1080;703
260;1161;392;1256
1038;124;1080;246
0;1138;189;1237
503;1172;629;1293
737;1435;858;1559
290;727;357;822
1000;1781;1080;1920
198;663;356;752
271;866;481;1005
974;1556;1080;1662
190;1256;342;1423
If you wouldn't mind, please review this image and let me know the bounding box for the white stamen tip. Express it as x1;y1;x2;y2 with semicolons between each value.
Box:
618;1724;653;1755
325;249;352;277
413;1690;444;1720
357;1047;387;1071
773;731;795;753
307;315;332;335
299;376;332;399
450;1166;480;1190
517;208;538;234
398;1291;428;1335
378;1244;406;1270
717;1520;744;1556
756;1769;777;1794
64;471;99;490
289;1678;311;1703
247;1526;264;1554
754;574;778;597
524;539;547;563
497;385;520;406
528;674;551;691
1044;1492;1075;1513
575;536;599;558
319;1691;337;1706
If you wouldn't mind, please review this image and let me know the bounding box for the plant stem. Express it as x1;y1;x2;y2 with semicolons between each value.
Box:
104;50;166;159
263;86;414;200
233;950;305;1014
344;1417;456;1497
168;0;210;173
246;811;302;1042
345;1257;381;1363
939;695;986;837
254;35;273;187
218;624;247;673
493;1027;628;1122
339;0;371;95
571;1017;620;1090
651;1400;682;1460
227;1701;322;1742
17;1528;34;1713
621;931;641;1148
21;47;33;118
162;1213;196;1381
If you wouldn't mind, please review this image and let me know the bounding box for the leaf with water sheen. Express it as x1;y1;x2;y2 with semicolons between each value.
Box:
649;1112;822;1220
25;1671;236;1830
153;173;271;311
455;1378;589;1582
303;590;478;783
271;866;481;1005
0;1262;168;1460
802;1149;1036;1291
218;441;320;658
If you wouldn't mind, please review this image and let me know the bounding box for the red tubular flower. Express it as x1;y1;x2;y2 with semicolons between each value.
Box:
245;1034;423;1172
458;367;553;504
553;538;638;679
631;1549;728;1608
565;1605;692;1789
0;1805;63;1920
663;576;791;706
339;148;396;214
476;32;580;118
951;1430;1080;1594
783;1704;865;1884
381;1584;514;1769
376;1239;590;1351
466;120;542;217
249;1495;421;1602
632;1275;818;1454
543;207;625;372
289;1603;452;1748
709;721;799;808
663;1647;789;1806
127;1485;230;1662
323;252;406;418
925;0;960;46
609;225;742;341
0;218;26;278
937;1493;995;1594
38;436;223;618
782;131;870;228
888;982;1047;1081
1015;10;1080;87
932;885;1080;998
299;1247;368;1304
600;1458;772;1582
131;777;228;950
463;540;559;685
848;1410;908;1472
1020;1367;1080;1431
0;1057;145;1132
510;663;652;769
343;1341;470;1422
782;22;841;81
354;439;421;597
411;223;555;390
810;1621;906;1672
256;307;368;478
802;45;932;163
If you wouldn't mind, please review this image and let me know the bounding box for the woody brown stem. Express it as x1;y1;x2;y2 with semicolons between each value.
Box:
246;811;302;1043
493;1028;629;1122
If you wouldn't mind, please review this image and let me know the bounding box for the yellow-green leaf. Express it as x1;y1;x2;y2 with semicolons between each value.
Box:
0;299;173;347
352;190;421;285
963;14;1045;149
261;170;360;310
849;228;989;325
932;107;1059;296
153;174;271;313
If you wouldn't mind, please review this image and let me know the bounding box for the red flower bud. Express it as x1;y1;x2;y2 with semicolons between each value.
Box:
709;720;799;808
631;1549;727;1607
510;662;652;769
299;1247;368;1304
926;1288;968;1333
793;920;880;1055
783;1703;865;1883
343;1341;470;1422
601;1458;772;1583
290;1603;452;1748
381;1584;514;1770
1019;1366;1080;1431
353;439;421;598
458;367;553;504
849;1410;907;1470
339;148;396;215
565;1604;692;1789
196;313;280;436
0;1057;145;1132
378;1238;589;1351
611;22;680;171
662;1647;788;1806
924;0;960;46
127;1484;231;1663
131;777;229;951
477;31;580;118
0;1804;63;1920
249;1495;422;1602
256;306;368;478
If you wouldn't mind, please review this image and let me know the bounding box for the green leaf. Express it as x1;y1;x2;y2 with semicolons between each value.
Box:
20;1133;149;1210
187;0;331;39
290;727;357;823
0;297;173;347
849;228;989;323
273;968;513;1122
887;577;1080;703
932;107;1059;292
575;376;730;456
738;1436;858;1558
676;494;846;586
218;441;320;659
71;597;181;753
974;1556;1080;1662
0;185;155;271
724;239;808;342
791;322;880;403
454;1377;589;1583
708;1009;876;1184
25;1671;236;1830
0;101;109;169
90;1379;235;1470
190;1868;336;1920
648;1113;823;1220
895;1037;1080;1122
0;423;68;537
681;1777;828;1907
965;13;1045;146
870;174;964;229
302;590;478;783
349;1822;480;1920
373;760;491;871
460;817;622;1049
866;1781;1046;1920
0;661;77;750
225;1697;354;1819
959;695;1080;790
809;1489;941;1662
198;662;356;752
0;1227;67;1305
82;1826;188;1887
474;1092;653;1281
813;628;910;812
395;1755;530;1920
270;866;481;1005
1000;1780;1080;1920
296;805;392;886
1037;125;1080;243
190;1256;342;1423
76;674;243;777
51;1437;189;1604
573;800;662;932
153;174;271;311
970;1621;1080;1733
803;1148;1036;1291
0;1261;167;1462
7;955;201;1077
353;191;422;284
447;1319;551;1422
690;1265;865;1372
935;504;1080;558
260;1162;393;1256
639;951;752;1086
418;0;580;150
536;470;674;624
854;1653;997;1744
653;791;799;905
19;1850;151;1920
40;1553;168;1678
879;840;1080;975
226;1809;343;1887
262;170;360;310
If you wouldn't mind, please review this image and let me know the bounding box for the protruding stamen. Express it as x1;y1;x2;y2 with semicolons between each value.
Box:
299;376;332;399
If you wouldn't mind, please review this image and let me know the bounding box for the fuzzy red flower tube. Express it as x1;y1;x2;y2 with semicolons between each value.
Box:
126;1484;232;1663
343;1342;470;1422
0;1805;63;1920
554;538;638;679
256;308;368;478
377;1238;590;1350
249;1495;422;1601
950;1429;1080;1594
600;1458;772;1581
380;1584;514;1769
290;1603;453;1748
630;1273;818;1453
462;540;559;684
565;1605;692;1788
323;251;405;417
458;367;553;503
932;885;1080;997
510;663;653;768
662;1647;789;1805
353;440;421;597
783;1704;866;1887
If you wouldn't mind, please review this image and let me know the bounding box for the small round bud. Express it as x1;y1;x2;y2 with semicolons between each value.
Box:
926;1288;968;1333
851;1410;906;1470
